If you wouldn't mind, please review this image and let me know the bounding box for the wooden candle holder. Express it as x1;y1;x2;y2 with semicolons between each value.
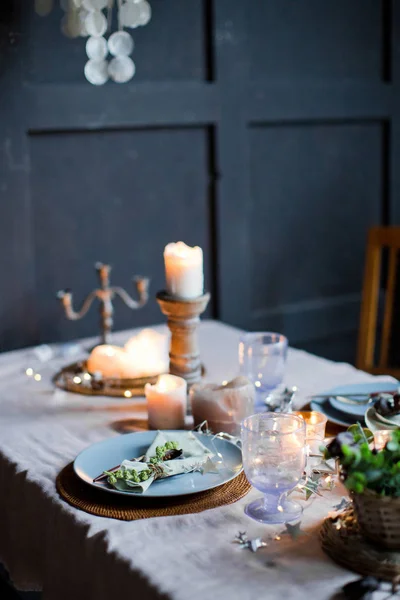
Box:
156;291;210;386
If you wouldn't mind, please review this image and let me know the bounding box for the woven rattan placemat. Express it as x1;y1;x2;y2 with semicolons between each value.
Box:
56;463;251;520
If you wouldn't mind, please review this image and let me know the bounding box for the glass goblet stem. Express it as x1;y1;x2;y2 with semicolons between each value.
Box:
263;492;281;512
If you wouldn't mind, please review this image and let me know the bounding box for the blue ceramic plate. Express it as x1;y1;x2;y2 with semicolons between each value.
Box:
310;396;356;427
311;382;398;426
364;406;400;433
328;382;398;418
74;431;243;498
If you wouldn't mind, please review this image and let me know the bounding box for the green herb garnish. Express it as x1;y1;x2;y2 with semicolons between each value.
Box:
104;467;152;486
103;440;180;486
149;441;180;464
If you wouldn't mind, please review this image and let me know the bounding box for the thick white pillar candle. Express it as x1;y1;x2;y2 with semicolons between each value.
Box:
190;376;255;435
87;345;139;379
164;241;203;299
124;329;169;376
145;374;187;430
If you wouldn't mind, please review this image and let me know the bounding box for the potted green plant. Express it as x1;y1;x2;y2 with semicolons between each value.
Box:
325;427;400;549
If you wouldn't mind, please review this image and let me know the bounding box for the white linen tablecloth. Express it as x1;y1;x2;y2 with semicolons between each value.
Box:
0;321;393;599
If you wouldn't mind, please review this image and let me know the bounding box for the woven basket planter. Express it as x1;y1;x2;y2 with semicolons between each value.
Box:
353;489;400;549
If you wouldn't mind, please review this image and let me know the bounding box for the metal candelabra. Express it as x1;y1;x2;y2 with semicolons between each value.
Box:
57;262;149;346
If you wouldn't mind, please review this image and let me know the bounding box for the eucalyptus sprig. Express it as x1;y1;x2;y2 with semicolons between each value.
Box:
325;425;400;496
105;466;152;485
104;440;180;486
148;441;180;464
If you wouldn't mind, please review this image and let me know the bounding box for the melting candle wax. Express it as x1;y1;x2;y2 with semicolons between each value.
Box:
87;329;169;379
87;345;139;379
164;241;203;299
124;329;169;376
190;376;255;436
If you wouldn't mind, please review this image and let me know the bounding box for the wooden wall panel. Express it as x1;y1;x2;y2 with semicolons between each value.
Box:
0;0;398;364
249;121;382;345
249;0;383;81
29;126;213;342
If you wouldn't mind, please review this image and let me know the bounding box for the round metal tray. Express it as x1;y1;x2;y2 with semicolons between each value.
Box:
54;360;205;398
54;360;161;397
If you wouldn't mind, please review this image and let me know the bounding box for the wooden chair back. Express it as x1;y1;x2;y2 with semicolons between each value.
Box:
357;226;400;378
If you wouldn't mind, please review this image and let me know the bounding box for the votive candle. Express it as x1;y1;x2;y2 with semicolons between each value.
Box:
164;241;203;299
145;374;187;430
294;411;327;441
374;429;392;451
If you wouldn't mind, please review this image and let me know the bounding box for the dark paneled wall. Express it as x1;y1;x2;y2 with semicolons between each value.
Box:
1;0;399;362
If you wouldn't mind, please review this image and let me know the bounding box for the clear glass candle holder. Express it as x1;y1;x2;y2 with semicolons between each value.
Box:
238;332;288;410
373;429;393;451
293;411;327;441
305;437;326;471
241;413;306;524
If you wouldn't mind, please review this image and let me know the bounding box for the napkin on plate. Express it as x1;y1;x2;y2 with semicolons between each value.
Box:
107;431;213;494
110;460;156;493
144;430;213;462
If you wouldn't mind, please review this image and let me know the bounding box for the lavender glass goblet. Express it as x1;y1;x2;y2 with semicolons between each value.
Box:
238;332;288;411
241;413;306;524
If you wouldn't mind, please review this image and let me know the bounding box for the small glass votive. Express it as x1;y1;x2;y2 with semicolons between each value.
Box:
305;437;326;470
373;429;393;451
294;411;327;441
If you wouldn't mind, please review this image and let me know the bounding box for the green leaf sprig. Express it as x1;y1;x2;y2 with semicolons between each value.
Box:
325;425;400;496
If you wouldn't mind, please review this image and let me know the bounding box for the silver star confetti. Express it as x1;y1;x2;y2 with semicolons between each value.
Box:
233;531;268;553
333;497;351;512
191;457;219;475
201;457;219;475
